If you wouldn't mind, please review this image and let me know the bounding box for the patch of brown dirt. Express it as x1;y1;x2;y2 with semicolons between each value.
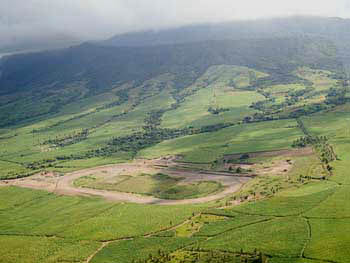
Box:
0;181;9;187
257;159;293;176
3;158;251;205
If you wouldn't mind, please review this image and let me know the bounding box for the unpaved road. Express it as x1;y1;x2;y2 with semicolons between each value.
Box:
3;158;251;205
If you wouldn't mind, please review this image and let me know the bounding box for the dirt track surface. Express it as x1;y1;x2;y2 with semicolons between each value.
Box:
3;158;251;205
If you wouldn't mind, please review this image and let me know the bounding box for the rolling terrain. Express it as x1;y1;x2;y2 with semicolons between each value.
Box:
1;17;350;263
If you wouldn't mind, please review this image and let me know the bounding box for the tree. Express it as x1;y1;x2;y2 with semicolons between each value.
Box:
240;153;250;160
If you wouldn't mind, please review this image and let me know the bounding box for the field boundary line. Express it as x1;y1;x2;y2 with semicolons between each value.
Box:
302;256;339;263
300;217;312;258
0;233;64;239
300;187;339;217
194;217;273;238
86;241;110;263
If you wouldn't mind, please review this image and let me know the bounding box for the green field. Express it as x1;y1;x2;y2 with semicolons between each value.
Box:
161;65;267;129
0;187;204;240
295;67;339;92
139;119;303;162
3;171;350;263
91;237;199;263
0;63;341;178
1;56;350;263
0;235;100;263
74;173;223;200
197;217;309;257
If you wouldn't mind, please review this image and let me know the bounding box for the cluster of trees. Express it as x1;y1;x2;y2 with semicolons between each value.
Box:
106;123;234;157
250;98;275;112
287;86;314;98
284;85;348;120
242;113;276;124
251;86;318;116
296;118;308;135
325;87;347;105
295;118;336;174
48;122;236;162
229;166;248;173
26;158;56;170
251;99;331;121
195;123;233;133
292;135;336;165
291;135;328;148
208;106;230;115
1;170;36;180
42;129;89;147
249;77;349;122
102;103;239;158
143;110;165;130
315;142;337;164
288;104;329;119
108;128;190;154
225;153;251;163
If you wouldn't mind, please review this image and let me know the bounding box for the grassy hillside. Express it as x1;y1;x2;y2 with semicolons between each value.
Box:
0;28;350;263
0;36;340;127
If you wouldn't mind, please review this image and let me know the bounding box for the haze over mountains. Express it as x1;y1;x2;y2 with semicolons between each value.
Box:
105;16;350;47
104;16;350;69
0;16;349;128
0;33;82;57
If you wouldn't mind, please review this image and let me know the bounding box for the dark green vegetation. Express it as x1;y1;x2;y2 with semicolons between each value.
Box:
2;17;350;263
0;28;345;177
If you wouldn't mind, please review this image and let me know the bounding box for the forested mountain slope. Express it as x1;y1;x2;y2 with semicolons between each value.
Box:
0;36;341;127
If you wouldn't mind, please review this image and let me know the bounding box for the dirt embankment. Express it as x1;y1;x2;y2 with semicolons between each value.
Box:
3;158;250;205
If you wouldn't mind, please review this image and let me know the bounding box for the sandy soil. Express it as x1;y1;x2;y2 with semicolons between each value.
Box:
257;159;293;176
4;158;251;205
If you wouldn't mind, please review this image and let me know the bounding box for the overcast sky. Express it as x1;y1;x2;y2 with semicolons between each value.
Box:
1;0;350;48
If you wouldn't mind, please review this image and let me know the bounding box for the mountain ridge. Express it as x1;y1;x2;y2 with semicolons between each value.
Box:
104;16;350;47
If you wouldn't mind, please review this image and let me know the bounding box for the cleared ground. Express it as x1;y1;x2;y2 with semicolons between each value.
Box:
3;158;250;205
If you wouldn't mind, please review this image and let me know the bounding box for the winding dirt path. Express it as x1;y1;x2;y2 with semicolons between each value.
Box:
3;158;251;205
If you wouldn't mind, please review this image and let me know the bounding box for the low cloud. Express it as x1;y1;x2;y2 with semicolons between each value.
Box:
1;0;350;49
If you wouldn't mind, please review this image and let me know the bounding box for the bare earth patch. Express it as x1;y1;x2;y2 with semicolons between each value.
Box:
3;148;309;205
3;158;250;205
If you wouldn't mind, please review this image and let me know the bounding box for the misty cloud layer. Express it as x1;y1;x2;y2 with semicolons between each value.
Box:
1;0;350;49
